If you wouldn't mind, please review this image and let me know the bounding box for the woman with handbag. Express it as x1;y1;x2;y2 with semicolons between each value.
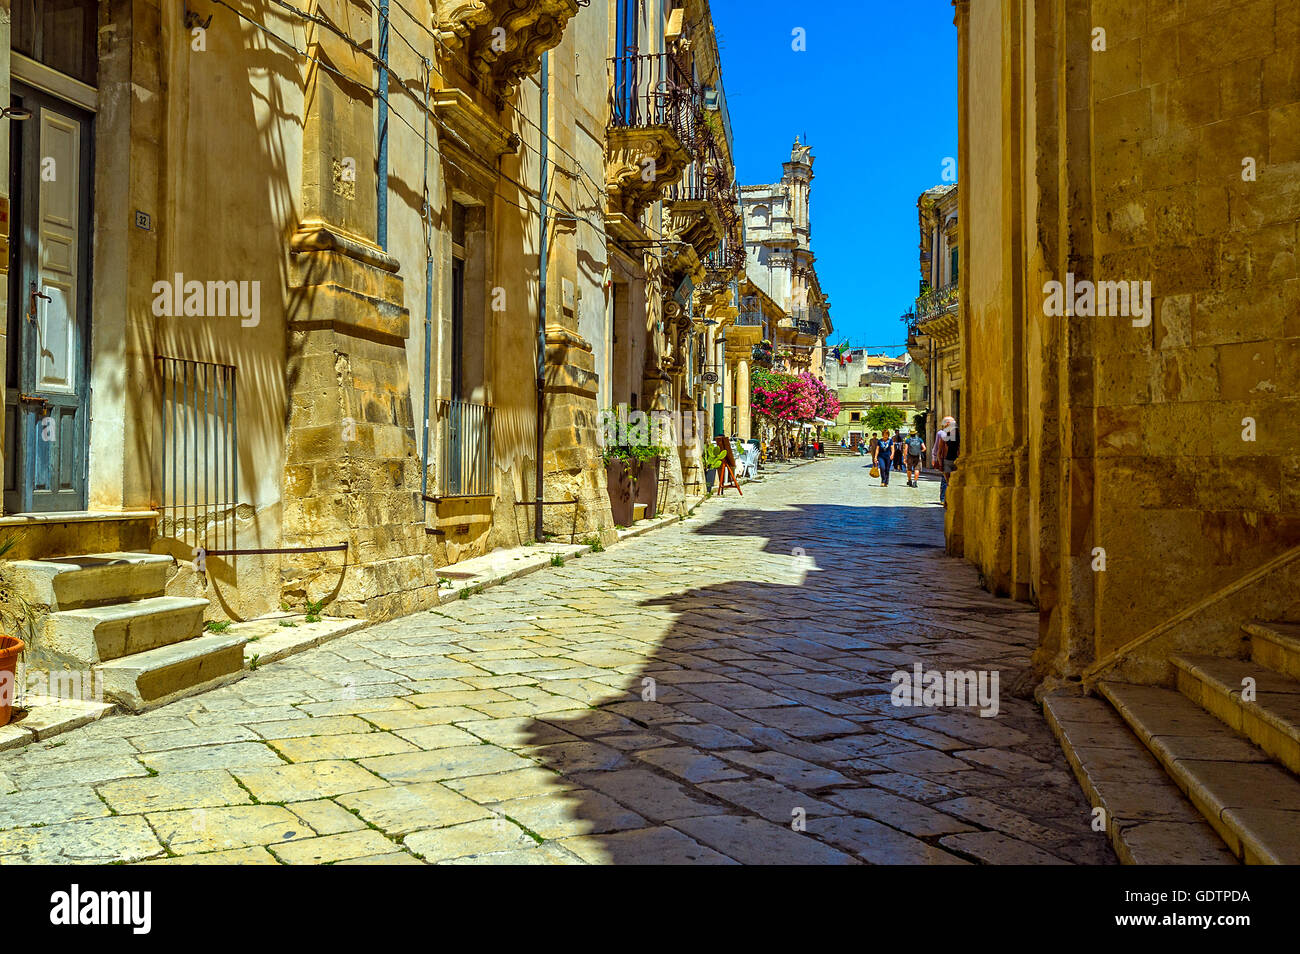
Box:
873;429;896;487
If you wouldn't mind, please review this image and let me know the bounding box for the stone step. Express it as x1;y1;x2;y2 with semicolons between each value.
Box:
95;632;247;711
1100;680;1300;864
1172;653;1300;776
1247;620;1300;683
42;596;209;665
2;552;171;611
1042;691;1236;865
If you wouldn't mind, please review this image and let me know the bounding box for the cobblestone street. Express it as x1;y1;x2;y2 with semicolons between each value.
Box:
0;459;1115;864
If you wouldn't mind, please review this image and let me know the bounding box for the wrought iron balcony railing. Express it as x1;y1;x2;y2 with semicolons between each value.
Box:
668;124;735;208
703;231;745;282
736;294;763;327
609;51;696;143
914;281;959;320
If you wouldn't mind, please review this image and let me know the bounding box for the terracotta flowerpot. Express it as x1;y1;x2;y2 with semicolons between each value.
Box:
0;634;25;728
634;457;661;516
606;459;634;527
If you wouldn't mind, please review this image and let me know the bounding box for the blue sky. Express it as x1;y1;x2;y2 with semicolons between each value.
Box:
711;0;958;353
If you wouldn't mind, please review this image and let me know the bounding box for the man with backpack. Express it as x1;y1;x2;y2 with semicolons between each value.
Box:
933;416;959;505
904;431;926;487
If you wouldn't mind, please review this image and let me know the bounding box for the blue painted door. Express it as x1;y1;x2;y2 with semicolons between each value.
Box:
3;83;93;514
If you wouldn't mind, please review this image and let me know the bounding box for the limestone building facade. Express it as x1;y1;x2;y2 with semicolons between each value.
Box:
951;0;1300;689
0;0;744;707
738;141;832;381
906;184;962;453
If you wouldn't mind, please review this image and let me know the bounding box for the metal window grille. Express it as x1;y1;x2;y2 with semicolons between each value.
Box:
156;356;238;554
438;398;493;497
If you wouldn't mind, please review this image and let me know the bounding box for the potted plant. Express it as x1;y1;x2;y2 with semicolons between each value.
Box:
702;441;725;493
0;533;29;728
602;446;636;528
600;407;670;523
629;440;668;518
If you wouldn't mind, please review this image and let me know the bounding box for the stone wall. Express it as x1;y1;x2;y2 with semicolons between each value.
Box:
954;0;1300;686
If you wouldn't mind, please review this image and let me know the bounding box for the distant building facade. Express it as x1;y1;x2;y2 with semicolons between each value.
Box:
906;184;962;454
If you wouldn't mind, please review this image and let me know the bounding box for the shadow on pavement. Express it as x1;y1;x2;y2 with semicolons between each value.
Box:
520;500;1109;865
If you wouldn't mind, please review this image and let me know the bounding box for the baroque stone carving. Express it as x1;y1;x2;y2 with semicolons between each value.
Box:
643;251;668;377
606;128;692;222
663;198;724;260
662;299;694;374
435;0;493;43
436;1;580;95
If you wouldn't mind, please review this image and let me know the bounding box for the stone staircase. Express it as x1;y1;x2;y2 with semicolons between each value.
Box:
3;552;246;712
1046;619;1300;864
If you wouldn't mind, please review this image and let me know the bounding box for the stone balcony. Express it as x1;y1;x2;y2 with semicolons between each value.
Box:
726;305;765;346
435;0;580;97
605;52;696;223
664;198;725;260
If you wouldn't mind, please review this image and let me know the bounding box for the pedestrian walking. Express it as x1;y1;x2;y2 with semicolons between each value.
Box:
933;416;960;505
893;436;905;472
904;430;926;487
874;429;895;487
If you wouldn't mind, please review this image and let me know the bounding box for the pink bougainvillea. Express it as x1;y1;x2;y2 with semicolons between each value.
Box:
752;369;839;424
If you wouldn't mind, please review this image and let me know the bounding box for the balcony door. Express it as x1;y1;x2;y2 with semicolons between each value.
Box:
616;0;642;54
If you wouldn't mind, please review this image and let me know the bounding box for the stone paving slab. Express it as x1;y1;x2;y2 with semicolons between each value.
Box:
0;460;1115;864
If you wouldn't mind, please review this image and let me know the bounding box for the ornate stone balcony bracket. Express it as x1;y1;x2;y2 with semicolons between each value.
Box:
664;198;725;260
436;0;580;96
606;126;692;222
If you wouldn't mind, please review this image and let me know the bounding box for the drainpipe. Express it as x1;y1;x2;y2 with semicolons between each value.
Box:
535;52;549;542
376;0;390;249
420;57;433;514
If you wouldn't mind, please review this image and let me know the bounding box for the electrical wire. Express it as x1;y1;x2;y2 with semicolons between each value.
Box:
211;1;759;280
212;0;615;238
255;0;614;225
